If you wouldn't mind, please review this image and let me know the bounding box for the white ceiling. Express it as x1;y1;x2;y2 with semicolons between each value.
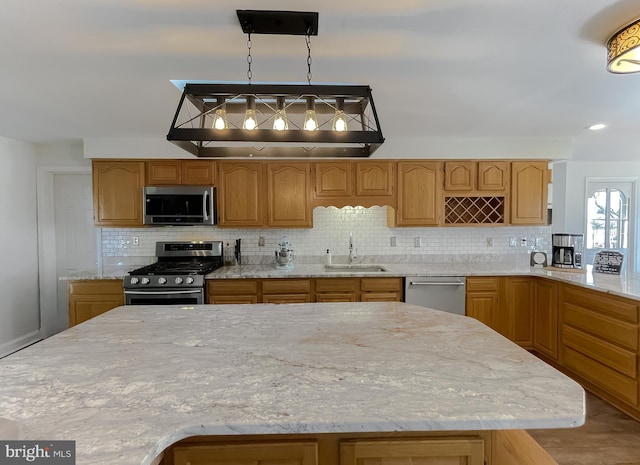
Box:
2;0;640;161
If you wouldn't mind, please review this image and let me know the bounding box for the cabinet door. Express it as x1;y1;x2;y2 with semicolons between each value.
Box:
510;161;549;224
478;161;508;191
217;162;264;227
314;162;352;197
182;160;216;185
394;162;441;226
92;160;145;226
266;163;312;228
356;162;394;196
505;277;533;347
533;279;558;360
174;442;318;465
466;292;497;328
444;161;475;191
68;280;124;326
340;438;484;465
146;160;181;185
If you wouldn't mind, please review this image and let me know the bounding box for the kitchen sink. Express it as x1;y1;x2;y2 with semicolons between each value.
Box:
324;264;389;273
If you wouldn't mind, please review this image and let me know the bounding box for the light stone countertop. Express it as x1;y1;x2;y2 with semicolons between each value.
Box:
59;261;640;302
0;302;584;465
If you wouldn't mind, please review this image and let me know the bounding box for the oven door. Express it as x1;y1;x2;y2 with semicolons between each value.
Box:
124;288;204;305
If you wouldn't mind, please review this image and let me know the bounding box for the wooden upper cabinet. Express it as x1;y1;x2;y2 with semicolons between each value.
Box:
92;160;145;226
217;162;263;227
392;161;441;226
444;161;475;191
146;160;215;185
355;161;394;196
478;161;508;191
315;162;352;197
266;162;312;228
511;161;549;224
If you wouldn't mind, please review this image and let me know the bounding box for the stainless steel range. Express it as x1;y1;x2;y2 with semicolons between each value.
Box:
124;241;223;305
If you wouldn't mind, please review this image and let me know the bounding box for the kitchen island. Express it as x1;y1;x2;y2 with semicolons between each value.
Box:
0;302;584;464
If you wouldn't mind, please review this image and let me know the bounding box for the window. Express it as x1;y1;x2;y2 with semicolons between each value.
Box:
585;180;634;269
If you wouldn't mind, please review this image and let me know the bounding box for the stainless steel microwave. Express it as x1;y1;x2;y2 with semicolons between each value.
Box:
143;186;217;225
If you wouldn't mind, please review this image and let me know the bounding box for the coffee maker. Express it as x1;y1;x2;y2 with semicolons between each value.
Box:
552;233;584;269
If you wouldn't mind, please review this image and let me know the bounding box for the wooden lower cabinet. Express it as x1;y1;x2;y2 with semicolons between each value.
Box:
559;283;639;410
164;430;557;465
341;438;484;465
262;279;312;304
503;277;533;348
533;279;558;360
173;442;318;465
465;277;499;328
68;280;124;326
207;279;259;304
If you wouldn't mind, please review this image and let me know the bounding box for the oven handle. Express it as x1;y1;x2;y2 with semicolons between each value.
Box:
124;289;203;295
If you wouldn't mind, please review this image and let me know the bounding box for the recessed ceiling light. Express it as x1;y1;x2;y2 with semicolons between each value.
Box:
588;123;607;131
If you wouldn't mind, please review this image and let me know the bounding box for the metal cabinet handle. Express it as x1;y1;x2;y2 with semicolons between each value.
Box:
408;281;465;286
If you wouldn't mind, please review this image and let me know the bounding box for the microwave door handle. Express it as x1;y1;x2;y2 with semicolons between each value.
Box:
203;190;209;221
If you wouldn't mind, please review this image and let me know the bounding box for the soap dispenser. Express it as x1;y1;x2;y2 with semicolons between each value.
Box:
324;249;332;265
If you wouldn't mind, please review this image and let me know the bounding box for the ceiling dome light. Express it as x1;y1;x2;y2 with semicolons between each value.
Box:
607;17;640;73
588;123;607;131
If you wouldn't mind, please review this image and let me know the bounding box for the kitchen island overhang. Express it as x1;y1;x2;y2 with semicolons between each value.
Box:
0;302;585;465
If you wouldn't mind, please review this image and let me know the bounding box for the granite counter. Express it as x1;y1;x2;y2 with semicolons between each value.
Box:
0;302;584;465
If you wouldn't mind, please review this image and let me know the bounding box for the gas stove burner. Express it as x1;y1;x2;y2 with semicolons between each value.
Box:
128;260;222;276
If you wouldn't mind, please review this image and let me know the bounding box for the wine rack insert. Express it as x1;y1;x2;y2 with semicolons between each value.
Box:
444;196;505;224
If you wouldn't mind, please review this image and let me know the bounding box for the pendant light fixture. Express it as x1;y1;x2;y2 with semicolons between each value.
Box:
166;10;384;157
211;98;228;130
273;97;289;131
607;17;640;73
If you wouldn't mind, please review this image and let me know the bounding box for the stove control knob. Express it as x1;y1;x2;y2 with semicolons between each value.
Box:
175;277;183;284
186;277;194;284
158;277;167;285
141;277;150;285
130;277;139;285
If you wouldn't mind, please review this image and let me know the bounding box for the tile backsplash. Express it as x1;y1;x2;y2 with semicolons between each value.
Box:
101;206;551;269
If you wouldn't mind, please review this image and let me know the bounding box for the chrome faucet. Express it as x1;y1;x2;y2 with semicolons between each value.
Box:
349;232;357;263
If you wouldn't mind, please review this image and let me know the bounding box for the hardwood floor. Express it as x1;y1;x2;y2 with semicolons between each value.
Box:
528;392;640;465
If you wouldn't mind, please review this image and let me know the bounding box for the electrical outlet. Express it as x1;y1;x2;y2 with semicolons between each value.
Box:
414;237;421;247
132;236;139;246
509;237;516;247
486;238;493;247
258;236;265;247
520;238;527;247
390;236;397;247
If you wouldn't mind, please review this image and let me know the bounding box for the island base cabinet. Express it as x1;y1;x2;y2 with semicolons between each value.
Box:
173;442;318;465
165;431;560;465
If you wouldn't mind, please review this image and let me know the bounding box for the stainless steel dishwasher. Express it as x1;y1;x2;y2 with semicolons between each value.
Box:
404;276;466;315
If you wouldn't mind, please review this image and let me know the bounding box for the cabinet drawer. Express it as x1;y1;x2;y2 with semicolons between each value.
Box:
174;442;318;465
563;285;638;323
315;294;357;303
262;279;311;294
69;280;123;295
361;278;402;292
208;295;258;305
361;292;401;302
563;325;637;378
563;303;638;351
315;278;359;293
466;277;499;292
207;280;258;295
563;346;638;406
263;294;312;304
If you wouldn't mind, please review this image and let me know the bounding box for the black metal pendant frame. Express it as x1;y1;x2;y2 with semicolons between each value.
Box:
166;83;385;158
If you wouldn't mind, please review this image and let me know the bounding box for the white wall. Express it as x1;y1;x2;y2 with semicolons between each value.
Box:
0;136;40;357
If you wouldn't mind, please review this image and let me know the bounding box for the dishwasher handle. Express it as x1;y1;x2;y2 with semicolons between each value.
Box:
408;281;465;287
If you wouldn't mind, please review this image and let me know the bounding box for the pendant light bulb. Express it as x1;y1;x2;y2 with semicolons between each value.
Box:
303;97;318;131
273;97;289;131
243;96;258;130
211;98;228;130
332;98;348;132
